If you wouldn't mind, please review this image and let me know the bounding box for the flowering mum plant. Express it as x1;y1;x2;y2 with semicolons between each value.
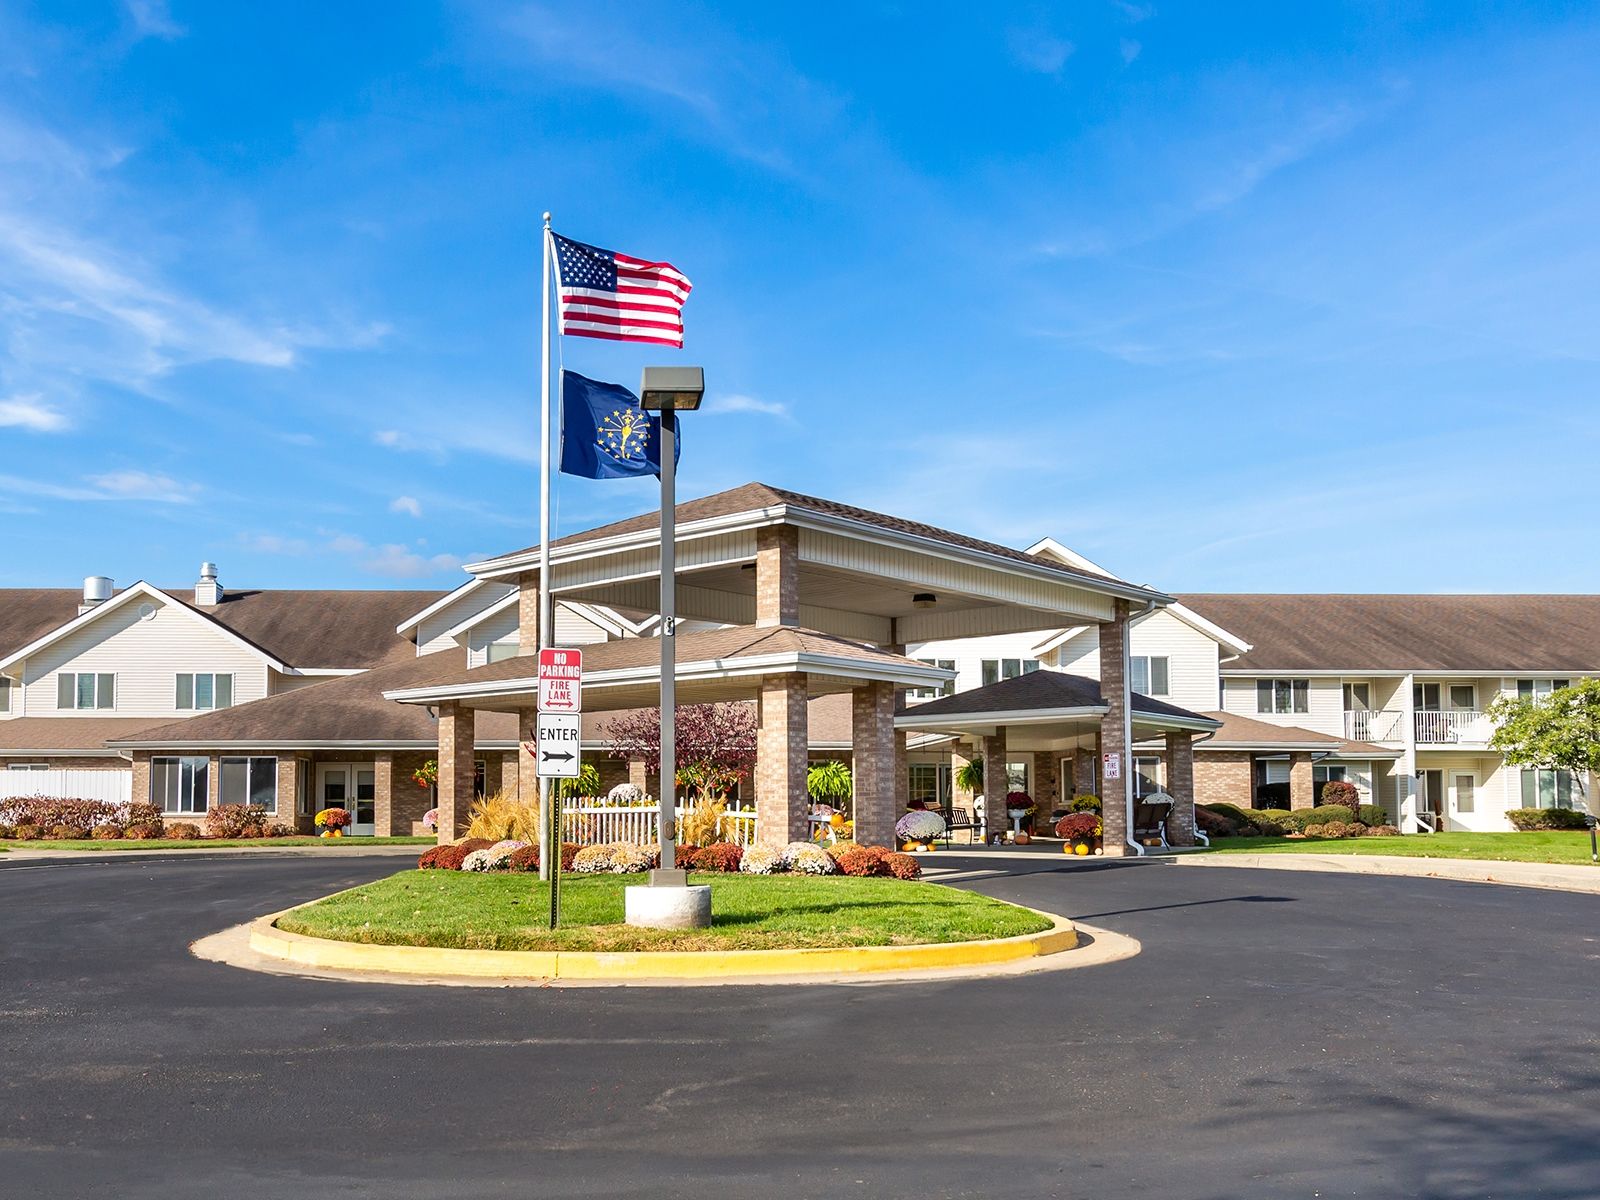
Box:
739;844;783;874
485;839;527;867
461;848;497;872
786;843;837;875
1054;812;1101;841
610;843;653;873
1004;791;1035;814
895;809;946;843
314;807;353;831
571;844;618;873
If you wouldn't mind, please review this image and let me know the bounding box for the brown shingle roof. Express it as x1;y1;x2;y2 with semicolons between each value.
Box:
1194;712;1342;750
896;669;1213;725
1179;594;1600;673
0;586;442;669
0;717;172;754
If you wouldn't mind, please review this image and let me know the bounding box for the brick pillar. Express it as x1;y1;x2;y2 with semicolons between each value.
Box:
756;673;808;846
628;759;648;795
273;756;299;832
1035;752;1060;825
517;708;539;806
1164;731;1196;846
132;752;152;811
1074;749;1096;796
852;680;896;846
982;730;1008;842
1099;599;1133;855
517;570;541;654
436;702;475;844
1289;752;1314;810
754;526;800;627
496;752;518;800
373;751;394;836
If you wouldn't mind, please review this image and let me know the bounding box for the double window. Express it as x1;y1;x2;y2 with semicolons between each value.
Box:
152;756;209;814
1257;678;1309;714
1129;656;1170;697
981;658;1040;687
220;757;277;812
909;659;956;700
1521;769;1575;810
1517;679;1569;701
58;672;115;710
176;673;234;711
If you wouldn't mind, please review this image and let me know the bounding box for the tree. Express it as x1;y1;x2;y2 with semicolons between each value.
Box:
1488;678;1600;812
605;703;758;803
556;761;601;800
806;760;852;810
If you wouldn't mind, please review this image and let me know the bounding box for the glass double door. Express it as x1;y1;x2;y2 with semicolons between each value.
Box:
315;762;376;836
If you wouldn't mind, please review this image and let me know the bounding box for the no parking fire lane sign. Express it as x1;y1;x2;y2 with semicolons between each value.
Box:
537;647;582;713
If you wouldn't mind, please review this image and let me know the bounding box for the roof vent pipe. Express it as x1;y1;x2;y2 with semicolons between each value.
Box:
194;562;223;607
80;575;114;614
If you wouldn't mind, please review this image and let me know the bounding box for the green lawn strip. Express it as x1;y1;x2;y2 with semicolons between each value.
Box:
1200;831;1597;867
276;871;1053;953
3;836;434;852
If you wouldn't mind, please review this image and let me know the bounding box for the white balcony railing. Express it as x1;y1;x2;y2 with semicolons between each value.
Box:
1344;709;1403;741
1414;710;1490;744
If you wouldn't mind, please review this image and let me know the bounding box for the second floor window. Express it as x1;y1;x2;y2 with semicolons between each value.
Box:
1129;656;1170;696
177;673;234;711
1257;678;1309;714
909;659;956;700
1343;683;1370;711
1518;679;1569;701
57;672;115;710
981;658;1040;686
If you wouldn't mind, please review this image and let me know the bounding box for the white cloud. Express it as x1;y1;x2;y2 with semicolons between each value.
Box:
0;393;68;432
238;532;310;555
1120;39;1142;65
373;429;403;447
1008;28;1076;75
124;0;185;40
701;393;791;420
87;469;197;503
390;495;423;518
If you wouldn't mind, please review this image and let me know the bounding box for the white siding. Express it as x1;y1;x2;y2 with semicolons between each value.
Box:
1222;676;1345;736
17;595;269;719
904;629;1058;698
416;584;516;656
466;605;522;667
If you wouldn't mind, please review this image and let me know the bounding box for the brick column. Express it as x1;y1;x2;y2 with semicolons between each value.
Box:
1034;752;1060;826
517;570;541;654
132;752;152;811
884;642;910;813
1074;748;1096;796
852;680;897;847
754;526;800;627
273;756;300;832
496;752;518;800
1289;752;1314;810
373;751;394;836
628;759;648;795
756;673;809;846
1164;731;1196;846
1099;599;1133;855
982;730;1008;842
517;708;539;806
436;702;476;844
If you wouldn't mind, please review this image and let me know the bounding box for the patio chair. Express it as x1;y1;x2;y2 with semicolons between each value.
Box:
1132;798;1174;849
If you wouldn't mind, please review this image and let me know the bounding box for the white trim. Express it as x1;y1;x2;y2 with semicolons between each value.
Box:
393;577;495;637
281;667;365;678
439;590;521;641
0;581;291;675
895;705;1221;735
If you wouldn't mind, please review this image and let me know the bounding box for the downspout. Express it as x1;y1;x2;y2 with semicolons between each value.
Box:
1123;595;1161;857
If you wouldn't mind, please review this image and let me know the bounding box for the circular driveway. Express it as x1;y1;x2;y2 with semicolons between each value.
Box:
2;851;1597;1199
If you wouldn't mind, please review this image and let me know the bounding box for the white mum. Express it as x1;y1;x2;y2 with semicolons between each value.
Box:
461;848;497;872
485;839;527;867
739;844;784;874
895;809;946;841
787;843;838;875
608;783;645;805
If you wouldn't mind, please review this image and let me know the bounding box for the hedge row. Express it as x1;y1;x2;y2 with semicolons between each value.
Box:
1506;807;1592;831
417;839;921;880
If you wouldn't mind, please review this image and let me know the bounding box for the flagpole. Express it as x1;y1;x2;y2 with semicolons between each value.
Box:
539;212;554;891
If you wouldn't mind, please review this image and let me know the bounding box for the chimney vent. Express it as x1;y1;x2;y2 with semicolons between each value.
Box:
80;576;114;614
194;562;223;607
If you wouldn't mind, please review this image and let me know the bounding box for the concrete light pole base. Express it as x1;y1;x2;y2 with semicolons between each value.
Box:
625;883;712;930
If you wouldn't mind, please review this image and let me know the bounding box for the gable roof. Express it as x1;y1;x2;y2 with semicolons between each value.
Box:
1179;594;1600;673
896;668;1216;727
0;585;442;672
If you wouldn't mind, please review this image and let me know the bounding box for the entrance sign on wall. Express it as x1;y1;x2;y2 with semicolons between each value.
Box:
1102;752;1122;781
535;713;582;779
537;647;583;713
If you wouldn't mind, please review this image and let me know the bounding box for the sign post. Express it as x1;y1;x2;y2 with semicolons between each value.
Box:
535;648;583;928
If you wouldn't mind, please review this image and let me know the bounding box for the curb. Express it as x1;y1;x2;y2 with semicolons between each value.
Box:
1174;852;1600;895
0;844;428;863
245;908;1079;983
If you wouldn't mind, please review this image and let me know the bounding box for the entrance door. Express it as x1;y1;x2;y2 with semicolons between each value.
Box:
315;763;377;836
1449;771;1477;832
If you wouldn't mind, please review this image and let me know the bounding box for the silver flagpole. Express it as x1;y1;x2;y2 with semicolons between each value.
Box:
538;212;554;887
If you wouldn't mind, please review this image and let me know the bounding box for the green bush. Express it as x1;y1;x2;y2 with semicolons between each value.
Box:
1203;803;1256;826
1506;807;1591;831
1357;804;1388;828
1277;805;1356;832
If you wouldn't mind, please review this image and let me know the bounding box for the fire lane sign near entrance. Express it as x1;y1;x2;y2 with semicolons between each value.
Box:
536;713;582;779
537;647;582;713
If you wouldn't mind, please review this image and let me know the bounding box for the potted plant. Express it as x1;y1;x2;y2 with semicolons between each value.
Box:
1054;812;1101;855
412;760;438;790
895;808;946;853
314;807;353;838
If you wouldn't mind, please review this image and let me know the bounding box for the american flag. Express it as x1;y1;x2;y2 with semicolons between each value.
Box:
551;232;693;348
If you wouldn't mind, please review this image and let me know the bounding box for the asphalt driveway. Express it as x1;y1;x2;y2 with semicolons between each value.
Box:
2;851;1596;1199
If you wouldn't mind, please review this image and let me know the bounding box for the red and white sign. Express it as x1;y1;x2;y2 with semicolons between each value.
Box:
1102;751;1121;781
537;647;583;713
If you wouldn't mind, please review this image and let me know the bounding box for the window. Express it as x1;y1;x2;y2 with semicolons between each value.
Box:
1129;656;1170;696
1517;679;1570;700
1133;756;1165;798
475;760;487;799
981;658;1041;686
219;757;277;812
486;641;519;664
1004;761;1030;793
1342;683;1370;711
1413;682;1440;711
176;673;234;711
7;763;48;771
0;676;10;713
1313;764;1348;786
1448;684;1476;711
151;756;209;814
909;763;950;811
57;672;114;710
1521;769;1575;810
909;659;956;700
1256;679;1309;714
1453;774;1476;814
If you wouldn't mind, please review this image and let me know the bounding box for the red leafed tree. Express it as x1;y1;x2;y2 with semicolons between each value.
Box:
606;703;758;802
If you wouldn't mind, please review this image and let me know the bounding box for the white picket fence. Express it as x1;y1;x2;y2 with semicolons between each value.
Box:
0;768;131;805
560;801;760;847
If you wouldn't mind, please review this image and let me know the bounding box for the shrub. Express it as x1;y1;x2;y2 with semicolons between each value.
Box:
1506;807;1591;831
823;841;855;862
739;844;784;874
609;843;653;873
1357;804;1387;827
124;821;164;840
1271;806;1356;833
786;843;838;874
433;844;471;870
895;810;946;843
0;824;14;839
1054;812;1101;841
884;852;921;881
505;845;539;872
90;824;123;840
674;845;703;871
47;824;78;839
1068;794;1102;813
1366;824;1401;836
13;824;42;840
1194;806;1240;837
457;838;494;854
265;823;292;838
165;822;202;840
0;796;121;834
571;845;618;873
699;841;744;872
837;845;892;877
1319;780;1360;808
1311;821;1353;839
680;797;731;848
122;802;163;828
205;803;267;839
465;791;540;842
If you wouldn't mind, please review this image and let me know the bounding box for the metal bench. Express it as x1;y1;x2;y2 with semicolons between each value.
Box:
1132;797;1174;849
942;805;981;845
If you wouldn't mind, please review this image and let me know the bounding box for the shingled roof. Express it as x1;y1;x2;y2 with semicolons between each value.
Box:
1180;594;1600;673
897;668;1216;726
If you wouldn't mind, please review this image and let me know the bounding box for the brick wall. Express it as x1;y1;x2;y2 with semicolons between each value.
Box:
1195;752;1253;808
852;680;896;847
755;673;808;845
754;526;800;627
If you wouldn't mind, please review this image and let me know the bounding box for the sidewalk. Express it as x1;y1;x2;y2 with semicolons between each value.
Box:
0;843;427;864
1174;852;1600;895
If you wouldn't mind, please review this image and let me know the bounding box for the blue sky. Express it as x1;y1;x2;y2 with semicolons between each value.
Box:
1;2;1597;594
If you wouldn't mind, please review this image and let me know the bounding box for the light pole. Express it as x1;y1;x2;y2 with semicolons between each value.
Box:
639;366;704;887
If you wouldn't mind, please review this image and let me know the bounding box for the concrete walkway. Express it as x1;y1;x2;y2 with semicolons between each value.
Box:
1175;850;1600;894
0;843;427;864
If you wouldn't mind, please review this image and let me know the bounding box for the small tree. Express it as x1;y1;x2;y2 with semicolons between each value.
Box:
557;761;601;801
807;760;852;811
956;756;985;797
1488;678;1600;813
605;703;758;804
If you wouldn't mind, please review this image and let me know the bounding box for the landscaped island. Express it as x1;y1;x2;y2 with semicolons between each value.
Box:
275;871;1052;953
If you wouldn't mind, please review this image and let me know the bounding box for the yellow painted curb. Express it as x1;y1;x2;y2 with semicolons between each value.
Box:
247;908;1077;982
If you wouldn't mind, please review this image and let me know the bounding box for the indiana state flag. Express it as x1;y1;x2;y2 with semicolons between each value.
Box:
559;370;681;480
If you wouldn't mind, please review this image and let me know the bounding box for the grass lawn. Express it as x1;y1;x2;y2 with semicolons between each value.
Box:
1201;831;1597;867
275;871;1053;953
2;836;433;852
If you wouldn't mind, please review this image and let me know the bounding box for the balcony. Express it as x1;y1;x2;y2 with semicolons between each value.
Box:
1414;709;1491;745
1343;709;1402;742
